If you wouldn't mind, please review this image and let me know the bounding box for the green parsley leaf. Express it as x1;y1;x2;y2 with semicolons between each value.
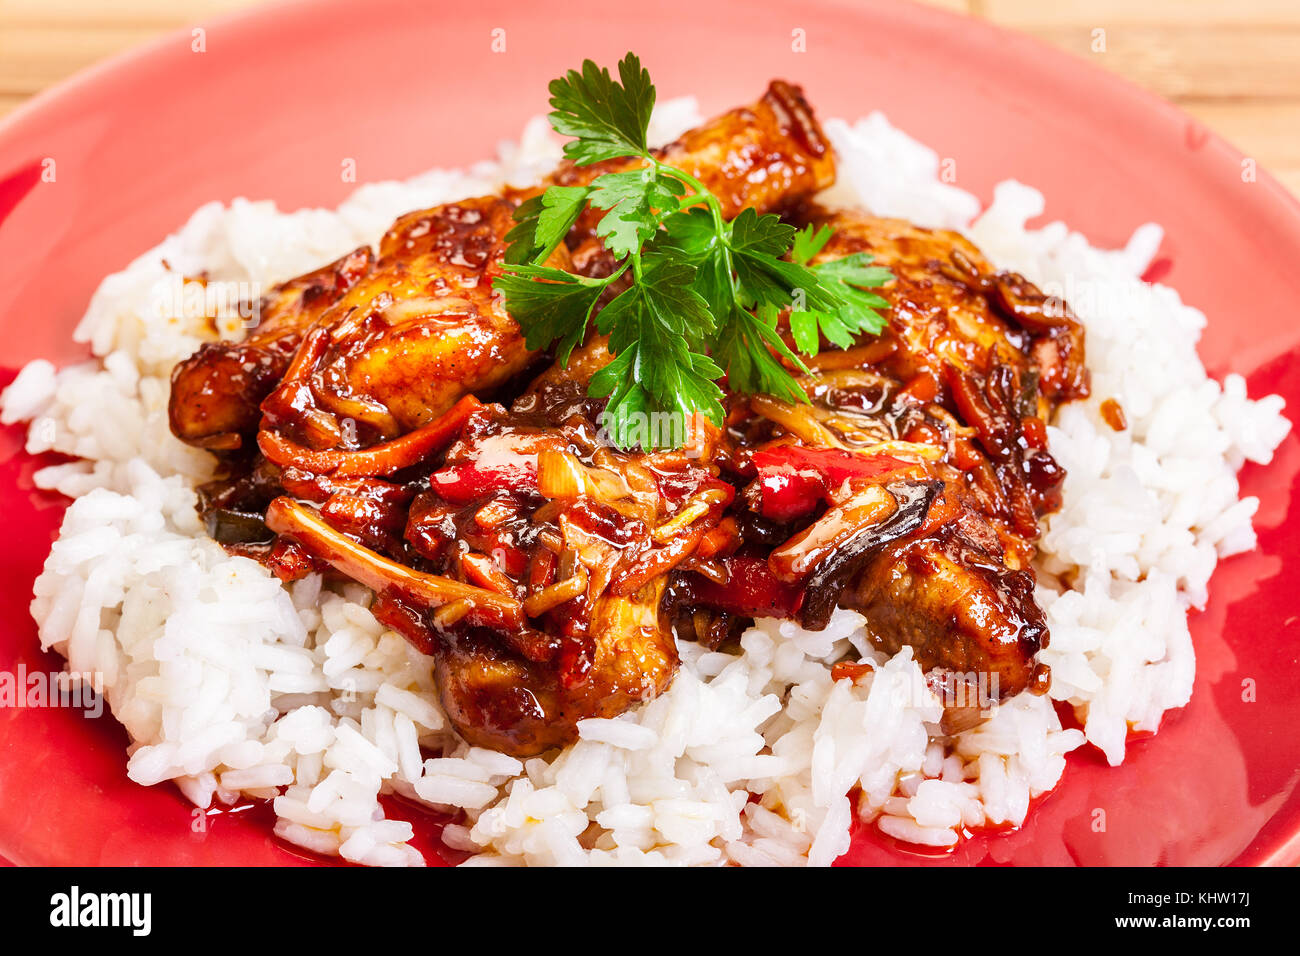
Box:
790;223;834;265
788;308;822;355
588;259;724;445
730;207;798;261
813;252;894;291
727;208;803;313
494;53;895;450
656;208;732;320
494;265;606;365
713;304;807;406
504;186;591;265
548;53;656;166
725;214;893;358
792;252;893;352
588;167;686;259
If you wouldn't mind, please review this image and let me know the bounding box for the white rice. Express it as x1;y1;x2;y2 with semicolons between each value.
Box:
2;100;1289;866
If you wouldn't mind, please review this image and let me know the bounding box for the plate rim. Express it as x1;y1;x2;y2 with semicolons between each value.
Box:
1;0;1297;867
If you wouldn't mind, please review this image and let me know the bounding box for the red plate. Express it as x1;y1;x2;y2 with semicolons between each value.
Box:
1;0;1297;867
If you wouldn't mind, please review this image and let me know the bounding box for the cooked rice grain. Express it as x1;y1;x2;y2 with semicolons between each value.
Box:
1;102;1288;866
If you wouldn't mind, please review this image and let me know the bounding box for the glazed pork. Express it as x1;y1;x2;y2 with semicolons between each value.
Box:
264;372;730;755
167;246;373;451
170;80;835;456
168;81;1084;755
173;82;835;754
672;209;1084;720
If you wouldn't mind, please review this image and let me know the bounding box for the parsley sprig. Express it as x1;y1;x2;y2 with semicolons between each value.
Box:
493;53;893;449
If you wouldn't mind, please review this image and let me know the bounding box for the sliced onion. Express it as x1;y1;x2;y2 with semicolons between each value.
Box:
750;395;846;448
769;484;897;582
522;564;589;618
536;448;586;499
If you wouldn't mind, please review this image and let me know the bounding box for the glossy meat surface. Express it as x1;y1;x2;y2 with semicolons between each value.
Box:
168;246;373;450
803;209;1082;537
173;80;835;464
433;577;675;755
259;196;557;451
802;209;1088;407
840;480;1050;702
538;80;835;240
169;83;1084;755
672;209;1081;706
265;379;730;755
174;82;836;754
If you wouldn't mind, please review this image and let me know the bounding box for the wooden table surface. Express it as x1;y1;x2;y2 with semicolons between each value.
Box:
1;0;1297;197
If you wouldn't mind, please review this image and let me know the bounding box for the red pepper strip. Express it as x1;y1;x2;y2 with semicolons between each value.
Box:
556;635;594;691
895;372;939;405
682;556;803;619
265;497;524;632
258;395;480;478
264;537;324;583
752;461;825;523
480;532;529;578
429;431;572;504
751;445;910;522
1021;415;1048;449
528;549;558;592
429;459;537;505
371;592;437;656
